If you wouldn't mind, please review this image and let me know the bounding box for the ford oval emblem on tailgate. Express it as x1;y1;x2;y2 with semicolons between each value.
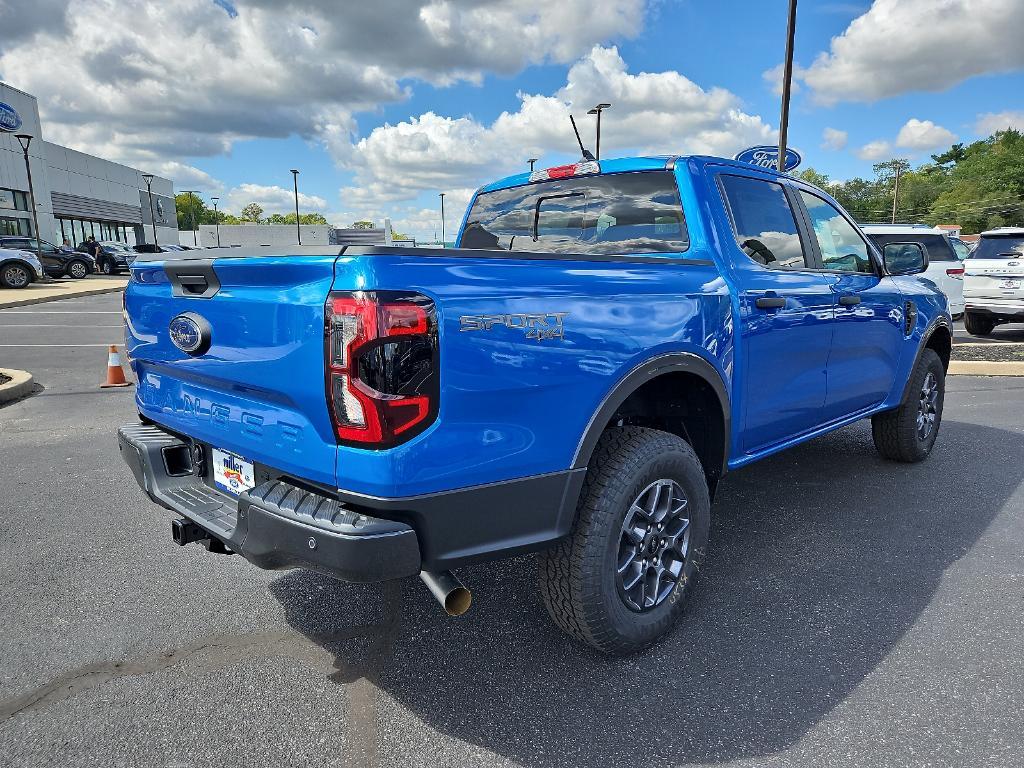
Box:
169;312;211;356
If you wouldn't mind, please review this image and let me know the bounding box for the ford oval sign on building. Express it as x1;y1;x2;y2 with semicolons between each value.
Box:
0;102;23;133
734;145;802;173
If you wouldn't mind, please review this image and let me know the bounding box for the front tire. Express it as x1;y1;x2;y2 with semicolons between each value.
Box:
101;257;117;275
67;260;89;279
872;348;945;462
1;263;31;289
964;311;994;336
538;426;710;655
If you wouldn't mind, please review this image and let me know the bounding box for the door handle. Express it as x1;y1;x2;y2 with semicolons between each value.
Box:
838;295;861;306
755;296;787;309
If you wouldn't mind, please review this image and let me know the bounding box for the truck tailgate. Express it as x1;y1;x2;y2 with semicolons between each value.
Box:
125;252;339;487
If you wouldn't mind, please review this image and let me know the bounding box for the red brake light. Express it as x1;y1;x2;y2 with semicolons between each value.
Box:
946;267;964;277
325;291;438;448
529;160;600;183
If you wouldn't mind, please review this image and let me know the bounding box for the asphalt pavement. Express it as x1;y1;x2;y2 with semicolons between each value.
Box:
1;292;1022;767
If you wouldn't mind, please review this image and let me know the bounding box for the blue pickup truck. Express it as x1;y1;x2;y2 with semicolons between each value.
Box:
118;155;951;653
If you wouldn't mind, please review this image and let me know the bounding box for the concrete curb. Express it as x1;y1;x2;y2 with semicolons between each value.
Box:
0;369;35;404
949;361;1024;376
0;284;125;310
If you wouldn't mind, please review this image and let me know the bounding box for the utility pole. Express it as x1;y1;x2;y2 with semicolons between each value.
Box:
211;197;221;247
141;174;159;247
439;192;446;247
290;169;302;245
587;103;611;160
182;190;200;246
13;134;47;279
891;163;904;224
777;0;798;172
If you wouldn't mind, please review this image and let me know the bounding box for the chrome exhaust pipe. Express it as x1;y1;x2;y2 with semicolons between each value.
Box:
419;570;472;616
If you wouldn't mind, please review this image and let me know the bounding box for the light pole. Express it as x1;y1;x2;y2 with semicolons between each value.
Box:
211;197;221;247
14;134;45;275
528;158;538;172
438;192;446;248
141;173;159;248
777;0;798;173
586;103;611;160
182;190;200;246
290;169;301;245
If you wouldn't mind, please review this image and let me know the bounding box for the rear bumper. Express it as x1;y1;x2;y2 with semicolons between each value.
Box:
964;300;1024;319
117;423;422;582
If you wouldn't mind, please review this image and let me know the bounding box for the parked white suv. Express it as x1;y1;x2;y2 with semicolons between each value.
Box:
862;224;965;316
962;227;1024;336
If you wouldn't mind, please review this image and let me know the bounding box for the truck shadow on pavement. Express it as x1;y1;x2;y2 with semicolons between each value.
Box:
271;419;1016;766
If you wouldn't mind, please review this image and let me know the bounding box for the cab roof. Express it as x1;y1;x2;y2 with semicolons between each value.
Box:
980;227;1024;236
478;154;794;194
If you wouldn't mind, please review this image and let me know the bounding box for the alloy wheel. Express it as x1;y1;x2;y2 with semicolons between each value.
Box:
3;265;29;288
617;479;691;612
917;370;939;441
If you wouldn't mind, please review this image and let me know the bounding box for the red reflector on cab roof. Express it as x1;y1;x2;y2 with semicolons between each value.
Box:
529;160;600;183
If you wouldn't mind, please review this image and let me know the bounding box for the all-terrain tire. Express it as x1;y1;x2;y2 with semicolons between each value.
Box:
872;348;945;462
538;426;710;655
964;311;994;336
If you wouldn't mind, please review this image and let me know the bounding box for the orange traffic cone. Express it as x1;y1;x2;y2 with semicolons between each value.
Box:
100;344;133;388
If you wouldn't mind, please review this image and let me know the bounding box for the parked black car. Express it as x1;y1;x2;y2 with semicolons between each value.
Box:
0;236;94;279
94;241;140;274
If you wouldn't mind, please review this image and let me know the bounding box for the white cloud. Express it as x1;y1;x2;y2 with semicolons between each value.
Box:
975;110;1024;135
336;45;775;214
0;0;645;175
801;0;1024;104
856;140;893;161
761;62;803;97
821;127;848;151
894;118;957;150
225;184;328;215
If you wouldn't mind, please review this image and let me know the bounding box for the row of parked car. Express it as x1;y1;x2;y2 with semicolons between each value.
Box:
0;237;197;289
861;225;1024;337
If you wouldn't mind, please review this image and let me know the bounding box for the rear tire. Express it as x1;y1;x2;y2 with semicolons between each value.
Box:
538;426;710;655
964;311;994;336
1;263;31;289
872;348;944;463
101;257;117;275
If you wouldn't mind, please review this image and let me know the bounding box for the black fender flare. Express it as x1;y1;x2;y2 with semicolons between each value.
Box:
570;352;732;475
899;315;952;404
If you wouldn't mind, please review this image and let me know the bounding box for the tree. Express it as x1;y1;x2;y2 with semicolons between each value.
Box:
240;202;264;223
796;168;831;189
352;220;374;229
174;193;218;230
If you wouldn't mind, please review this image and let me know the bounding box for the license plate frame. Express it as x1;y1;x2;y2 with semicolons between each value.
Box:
211;447;255;496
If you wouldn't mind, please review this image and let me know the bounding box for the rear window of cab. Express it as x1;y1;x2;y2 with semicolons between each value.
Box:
460;171;689;256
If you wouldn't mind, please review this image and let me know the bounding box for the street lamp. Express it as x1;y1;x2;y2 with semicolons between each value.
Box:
182;190;200;246
14;134;45;275
141;173;159;248
438;192;446;248
528;158;538;172
586;103;611;160
290;169;301;245
211;196;221;247
777;0;798;172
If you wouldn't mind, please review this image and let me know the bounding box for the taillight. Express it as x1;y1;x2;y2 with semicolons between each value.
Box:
529;161;600;183
946;267;965;278
325;291;438;448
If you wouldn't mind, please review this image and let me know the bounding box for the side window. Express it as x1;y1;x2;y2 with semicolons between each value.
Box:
798;191;873;274
719;175;808;269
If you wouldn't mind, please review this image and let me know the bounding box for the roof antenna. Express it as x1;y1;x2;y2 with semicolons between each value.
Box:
569;115;596;161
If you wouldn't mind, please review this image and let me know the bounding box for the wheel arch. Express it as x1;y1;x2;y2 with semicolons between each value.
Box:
899;317;952;403
570;352;731;491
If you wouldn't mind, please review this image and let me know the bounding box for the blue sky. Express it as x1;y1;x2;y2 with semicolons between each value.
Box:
2;0;1023;239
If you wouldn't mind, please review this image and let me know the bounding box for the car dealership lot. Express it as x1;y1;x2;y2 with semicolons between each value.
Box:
1;292;1022;768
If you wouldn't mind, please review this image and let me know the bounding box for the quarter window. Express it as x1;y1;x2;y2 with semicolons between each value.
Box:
719;175;808;269
799;191;873;274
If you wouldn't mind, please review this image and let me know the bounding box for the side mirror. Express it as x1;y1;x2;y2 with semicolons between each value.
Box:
883;242;928;275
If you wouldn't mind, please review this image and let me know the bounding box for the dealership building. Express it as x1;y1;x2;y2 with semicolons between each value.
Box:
0;81;178;247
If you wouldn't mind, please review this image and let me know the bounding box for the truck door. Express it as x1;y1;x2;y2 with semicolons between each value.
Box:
794;189;905;418
717;172;836;453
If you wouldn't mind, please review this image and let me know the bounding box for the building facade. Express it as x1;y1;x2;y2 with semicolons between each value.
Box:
0;81;178;247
